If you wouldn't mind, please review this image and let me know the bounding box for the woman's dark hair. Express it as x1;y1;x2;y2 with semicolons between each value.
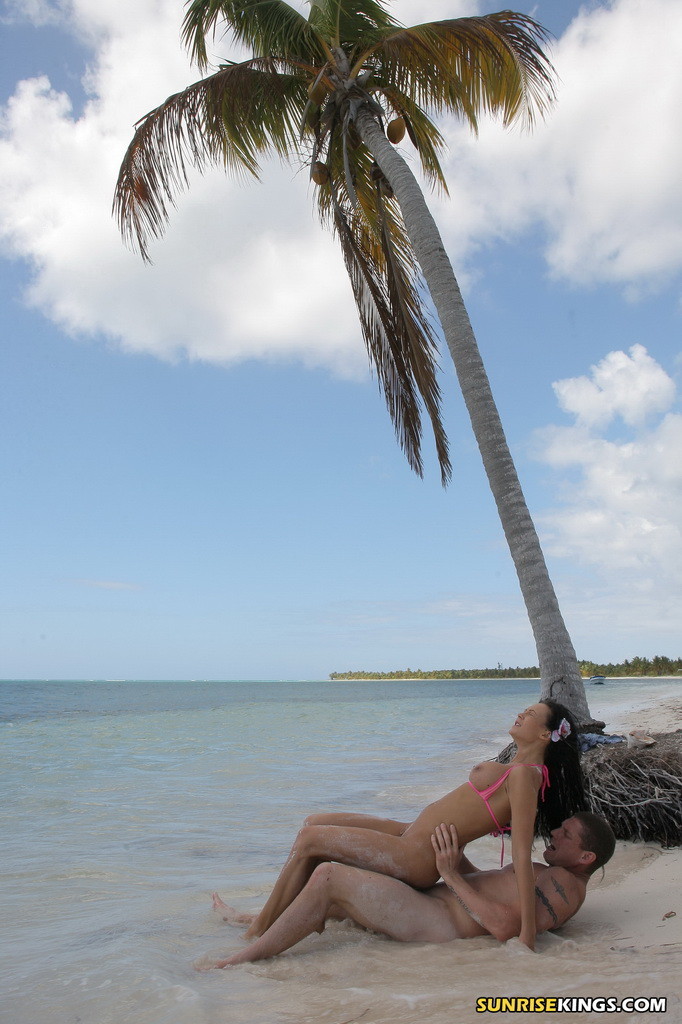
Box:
535;699;587;839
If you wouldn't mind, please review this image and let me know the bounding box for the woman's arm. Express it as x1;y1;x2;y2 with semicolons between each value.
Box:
507;767;542;951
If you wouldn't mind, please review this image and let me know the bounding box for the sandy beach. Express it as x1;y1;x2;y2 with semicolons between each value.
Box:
198;686;682;1024
575;690;682;945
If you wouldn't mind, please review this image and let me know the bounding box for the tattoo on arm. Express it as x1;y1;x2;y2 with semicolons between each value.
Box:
446;884;484;927
535;885;558;927
551;876;569;905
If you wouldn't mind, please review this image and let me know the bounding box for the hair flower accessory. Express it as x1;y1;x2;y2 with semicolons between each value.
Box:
551;718;571;742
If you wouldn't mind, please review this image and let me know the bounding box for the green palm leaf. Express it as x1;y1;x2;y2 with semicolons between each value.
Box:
183;0;325;68
333;196;430;481
309;0;397;50
375;86;448;193
114;58;308;260
358;13;555;129
375;196;451;485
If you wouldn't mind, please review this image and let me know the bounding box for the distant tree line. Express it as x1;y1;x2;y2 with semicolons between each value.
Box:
329;666;540;680
577;655;682;677
329;655;682;681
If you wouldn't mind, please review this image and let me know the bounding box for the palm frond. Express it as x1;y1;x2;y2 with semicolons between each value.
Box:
377;86;448;193
376;194;451;485
328;175;451;484
116;2;557;486
360;12;556;130
182;0;326;69
114;59;308;260
333;196;425;478
308;0;398;51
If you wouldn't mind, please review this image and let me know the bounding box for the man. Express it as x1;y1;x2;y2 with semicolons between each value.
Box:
202;812;616;967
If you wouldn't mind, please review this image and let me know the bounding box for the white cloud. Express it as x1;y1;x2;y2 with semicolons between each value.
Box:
532;345;682;656
393;0;480;23
535;347;682;584
0;0;364;376
1;0;681;376
433;0;682;293
552;344;676;429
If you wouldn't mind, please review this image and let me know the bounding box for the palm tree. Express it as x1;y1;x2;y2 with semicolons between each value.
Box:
114;0;598;726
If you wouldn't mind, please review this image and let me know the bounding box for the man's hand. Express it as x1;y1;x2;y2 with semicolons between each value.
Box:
431;822;462;879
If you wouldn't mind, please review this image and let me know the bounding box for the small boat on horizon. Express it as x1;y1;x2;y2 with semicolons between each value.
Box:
589;675;606;684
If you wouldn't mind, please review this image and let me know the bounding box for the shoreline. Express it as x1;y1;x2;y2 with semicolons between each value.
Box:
329;674;682;682
591;682;682;735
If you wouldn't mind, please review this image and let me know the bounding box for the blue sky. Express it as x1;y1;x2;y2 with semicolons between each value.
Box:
1;0;681;680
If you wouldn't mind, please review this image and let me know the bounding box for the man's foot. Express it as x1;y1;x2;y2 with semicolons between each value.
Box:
211;893;257;926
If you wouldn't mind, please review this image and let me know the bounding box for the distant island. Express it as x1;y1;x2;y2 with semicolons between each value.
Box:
329;655;682;681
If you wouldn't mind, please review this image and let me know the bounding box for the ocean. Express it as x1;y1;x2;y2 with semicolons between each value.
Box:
1;677;679;1024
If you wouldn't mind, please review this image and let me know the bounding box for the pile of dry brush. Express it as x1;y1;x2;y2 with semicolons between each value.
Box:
583;732;682;847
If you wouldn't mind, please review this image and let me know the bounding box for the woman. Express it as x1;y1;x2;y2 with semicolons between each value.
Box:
227;699;584;951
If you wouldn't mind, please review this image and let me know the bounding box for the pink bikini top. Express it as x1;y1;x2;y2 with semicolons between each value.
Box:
468;763;550;866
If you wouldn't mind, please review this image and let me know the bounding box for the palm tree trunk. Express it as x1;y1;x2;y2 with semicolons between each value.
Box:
356;108;601;729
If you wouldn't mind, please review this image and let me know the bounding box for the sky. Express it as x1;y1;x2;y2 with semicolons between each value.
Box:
0;0;681;681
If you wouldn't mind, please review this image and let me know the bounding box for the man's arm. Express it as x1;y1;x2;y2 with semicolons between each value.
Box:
533;869;583;934
431;824;521;941
443;868;521;941
432;827;585;942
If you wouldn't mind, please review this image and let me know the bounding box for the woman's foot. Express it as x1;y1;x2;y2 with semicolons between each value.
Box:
211;893;257;926
212;949;251;968
194;951;244;970
195;953;242;970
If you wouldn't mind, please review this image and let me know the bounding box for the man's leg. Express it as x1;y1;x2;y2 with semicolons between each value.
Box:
209;862;460;967
245;823;437;938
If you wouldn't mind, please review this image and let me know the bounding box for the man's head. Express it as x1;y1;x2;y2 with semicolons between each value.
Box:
543;812;616;875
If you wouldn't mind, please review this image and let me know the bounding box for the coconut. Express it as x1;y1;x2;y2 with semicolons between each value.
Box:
311;161;330;185
387;116;406;144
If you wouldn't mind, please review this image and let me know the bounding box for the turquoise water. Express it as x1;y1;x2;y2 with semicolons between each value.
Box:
1;677;678;1024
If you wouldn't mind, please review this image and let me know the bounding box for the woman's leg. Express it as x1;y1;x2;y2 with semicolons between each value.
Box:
213;815;410;927
245;823;438;938
303;812;410;835
209;862;459;967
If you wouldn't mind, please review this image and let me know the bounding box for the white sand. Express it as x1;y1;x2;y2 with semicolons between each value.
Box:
581;689;682;949
608;689;682;736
